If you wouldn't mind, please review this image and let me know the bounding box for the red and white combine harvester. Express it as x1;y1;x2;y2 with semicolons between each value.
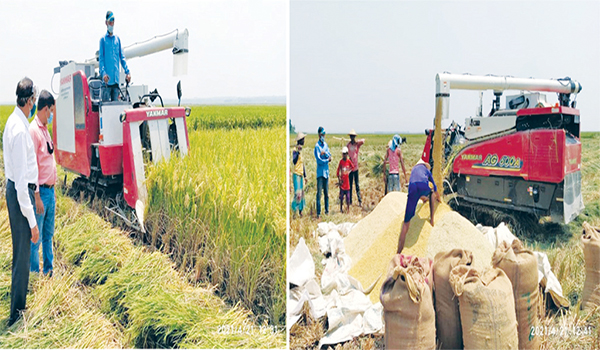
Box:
52;29;190;231
423;73;584;224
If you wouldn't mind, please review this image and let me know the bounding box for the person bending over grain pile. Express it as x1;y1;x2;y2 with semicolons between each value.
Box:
397;159;441;254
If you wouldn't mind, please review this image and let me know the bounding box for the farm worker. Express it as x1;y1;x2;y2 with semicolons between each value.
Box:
292;132;307;216
337;147;354;213
383;140;392;195
3;77;40;326
99;10;131;102
314;126;332;218
29;90;57;277
397;159;441;254
383;134;407;193
346;129;365;207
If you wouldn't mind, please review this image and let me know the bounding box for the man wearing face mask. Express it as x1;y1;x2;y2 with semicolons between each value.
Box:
314;126;332;218
99;10;131;102
3;77;40;326
29;90;57;277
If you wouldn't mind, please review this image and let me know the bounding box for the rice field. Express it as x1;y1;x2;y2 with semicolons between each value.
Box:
144;124;286;325
187;105;286;130
289;131;600;349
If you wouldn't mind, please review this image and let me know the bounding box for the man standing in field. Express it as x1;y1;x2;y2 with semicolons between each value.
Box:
292;132;306;217
29;90;57;277
3;78;40;326
99;10;131;102
346;129;364;207
383;134;407;192
337;147;354;213
314;126;331;218
397;159;441;254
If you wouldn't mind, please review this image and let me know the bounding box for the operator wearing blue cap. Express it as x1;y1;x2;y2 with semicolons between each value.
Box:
99;10;131;102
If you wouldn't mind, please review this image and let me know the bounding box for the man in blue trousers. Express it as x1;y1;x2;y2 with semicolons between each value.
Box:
314;126;331;218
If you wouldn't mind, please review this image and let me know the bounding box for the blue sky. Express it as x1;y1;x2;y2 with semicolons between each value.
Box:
0;0;286;103
290;1;600;133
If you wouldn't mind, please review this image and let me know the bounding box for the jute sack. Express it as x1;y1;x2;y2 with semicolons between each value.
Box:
380;254;435;350
581;222;600;311
492;239;540;350
432;249;473;350
450;265;518;350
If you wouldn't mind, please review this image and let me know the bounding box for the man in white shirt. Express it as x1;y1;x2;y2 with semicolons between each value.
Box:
3;77;40;326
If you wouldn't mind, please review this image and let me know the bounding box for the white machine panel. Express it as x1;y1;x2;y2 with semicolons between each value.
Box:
175;118;188;155
127;85;149;104
100;103;131;145
464;115;517;140
506;93;547;110
56;73;76;153
148;119;171;163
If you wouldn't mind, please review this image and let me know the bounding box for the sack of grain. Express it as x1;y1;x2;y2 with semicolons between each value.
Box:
380;254;435;350
432;249;473;350
450;265;518;350
581;222;600;311
492;239;540;350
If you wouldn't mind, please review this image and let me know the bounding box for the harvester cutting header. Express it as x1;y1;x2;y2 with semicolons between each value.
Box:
52;27;190;232
423;73;584;224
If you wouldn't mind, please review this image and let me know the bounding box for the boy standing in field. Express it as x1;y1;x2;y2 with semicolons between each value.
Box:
337;147;354;213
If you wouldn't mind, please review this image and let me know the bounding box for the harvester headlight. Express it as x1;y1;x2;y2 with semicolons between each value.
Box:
185;107;191;117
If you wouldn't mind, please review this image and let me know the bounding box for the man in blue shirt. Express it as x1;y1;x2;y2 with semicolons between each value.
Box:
397;159;441;254
314;126;331;218
99;11;131;102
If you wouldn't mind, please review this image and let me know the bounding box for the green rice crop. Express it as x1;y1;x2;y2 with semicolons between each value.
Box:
145;125;286;325
187;105;285;130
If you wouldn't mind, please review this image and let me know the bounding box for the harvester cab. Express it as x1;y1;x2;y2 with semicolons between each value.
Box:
423;73;584;224
52;29;190;232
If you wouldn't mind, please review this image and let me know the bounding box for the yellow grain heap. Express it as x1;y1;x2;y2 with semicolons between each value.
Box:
346;192;494;304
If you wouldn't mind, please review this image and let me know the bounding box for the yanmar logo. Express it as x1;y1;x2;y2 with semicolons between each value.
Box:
146;109;168;117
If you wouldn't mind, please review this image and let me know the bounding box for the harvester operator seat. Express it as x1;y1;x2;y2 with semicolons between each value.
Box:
88;78;102;112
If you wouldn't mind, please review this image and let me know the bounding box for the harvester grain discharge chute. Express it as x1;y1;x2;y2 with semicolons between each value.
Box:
422;73;584;225
52;29;190;232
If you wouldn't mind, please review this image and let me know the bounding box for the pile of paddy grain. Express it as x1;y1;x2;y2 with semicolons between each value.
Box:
345;192;494;304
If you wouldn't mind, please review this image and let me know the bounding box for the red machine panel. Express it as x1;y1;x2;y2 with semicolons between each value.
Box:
453;131;528;178
516;106;580;117
98;144;124;175
453;129;578;184
53;71;96;177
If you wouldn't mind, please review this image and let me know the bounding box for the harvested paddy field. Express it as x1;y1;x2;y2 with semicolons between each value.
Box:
289;131;600;349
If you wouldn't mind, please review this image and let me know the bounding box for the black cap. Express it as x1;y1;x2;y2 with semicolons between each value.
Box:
318;126;325;135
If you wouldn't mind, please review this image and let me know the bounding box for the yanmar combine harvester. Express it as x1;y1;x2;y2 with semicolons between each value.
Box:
423;73;584;224
52;29;190;231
